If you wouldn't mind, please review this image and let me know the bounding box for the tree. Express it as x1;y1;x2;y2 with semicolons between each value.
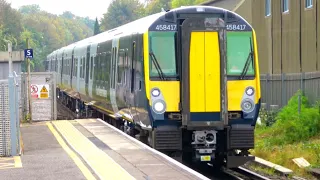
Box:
0;0;23;50
18;4;41;14
61;11;75;19
100;0;145;31
94;17;100;35
145;0;171;15
171;0;207;8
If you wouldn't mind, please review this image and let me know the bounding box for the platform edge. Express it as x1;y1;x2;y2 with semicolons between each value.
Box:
96;118;210;180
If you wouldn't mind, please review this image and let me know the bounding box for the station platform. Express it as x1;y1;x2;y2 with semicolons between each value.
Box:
0;119;210;180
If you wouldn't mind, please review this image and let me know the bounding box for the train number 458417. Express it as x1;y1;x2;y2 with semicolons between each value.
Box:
155;24;177;31
226;24;247;31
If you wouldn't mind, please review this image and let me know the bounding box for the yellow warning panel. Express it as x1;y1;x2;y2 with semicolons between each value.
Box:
39;85;49;99
40;86;48;93
40;93;48;99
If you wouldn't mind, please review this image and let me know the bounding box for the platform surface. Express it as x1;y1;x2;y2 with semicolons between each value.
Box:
0;122;88;180
0;119;209;180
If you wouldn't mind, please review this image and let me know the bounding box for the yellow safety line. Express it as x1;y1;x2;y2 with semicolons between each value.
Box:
53;120;135;180
47;122;96;180
14;156;22;168
0;158;12;162
0;166;16;170
0;163;14;167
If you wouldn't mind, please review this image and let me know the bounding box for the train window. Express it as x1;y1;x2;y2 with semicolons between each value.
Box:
226;32;255;76
265;0;271;17
74;58;76;76
67;58;70;75
90;57;93;80
306;0;313;8
114;47;117;87
118;51;125;84
105;52;110;87
81;57;84;78
282;0;289;13
75;58;77;76
131;42;135;93
80;58;82;77
83;57;86;79
149;31;177;78
124;51;127;85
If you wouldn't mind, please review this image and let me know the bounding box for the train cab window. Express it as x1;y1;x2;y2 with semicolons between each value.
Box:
149;31;177;79
226;31;255;76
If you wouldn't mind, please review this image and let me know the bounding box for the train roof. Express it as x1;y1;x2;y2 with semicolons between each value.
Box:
47;5;252;58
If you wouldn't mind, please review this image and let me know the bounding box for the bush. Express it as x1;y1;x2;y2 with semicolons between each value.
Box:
259;91;320;146
258;105;278;127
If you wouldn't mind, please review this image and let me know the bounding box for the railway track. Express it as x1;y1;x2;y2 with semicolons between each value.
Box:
56;98;77;120
222;166;272;180
56;99;270;180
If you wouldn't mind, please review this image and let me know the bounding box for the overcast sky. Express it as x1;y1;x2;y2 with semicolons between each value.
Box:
7;0;146;20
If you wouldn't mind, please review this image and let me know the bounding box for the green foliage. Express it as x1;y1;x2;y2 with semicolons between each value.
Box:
145;0;172;15
94;18;101;35
100;0;145;31
18;4;41;14
257;105;278;127
0;3;94;72
171;0;208;8
256;91;320;147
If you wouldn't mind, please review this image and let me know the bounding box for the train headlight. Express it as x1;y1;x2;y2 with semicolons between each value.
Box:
152;100;166;114
245;86;255;96
151;88;160;97
241;99;254;113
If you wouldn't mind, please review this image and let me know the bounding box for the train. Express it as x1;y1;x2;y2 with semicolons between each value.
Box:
45;6;261;168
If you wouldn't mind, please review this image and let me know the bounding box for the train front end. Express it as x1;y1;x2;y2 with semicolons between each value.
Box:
144;6;261;167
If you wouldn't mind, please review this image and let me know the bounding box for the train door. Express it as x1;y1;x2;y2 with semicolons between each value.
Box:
128;34;139;121
85;45;91;96
110;37;119;113
180;17;228;128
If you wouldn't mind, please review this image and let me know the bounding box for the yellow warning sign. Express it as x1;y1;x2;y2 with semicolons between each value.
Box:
40;93;48;99
39;85;49;99
40;86;48;93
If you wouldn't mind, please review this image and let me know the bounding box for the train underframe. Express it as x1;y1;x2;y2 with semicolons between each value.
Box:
56;87;255;168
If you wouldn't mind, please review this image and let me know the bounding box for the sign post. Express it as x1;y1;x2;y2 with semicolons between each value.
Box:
24;39;33;122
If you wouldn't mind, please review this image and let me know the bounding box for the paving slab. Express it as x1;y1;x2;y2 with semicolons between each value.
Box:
0;122;88;180
76;118;210;180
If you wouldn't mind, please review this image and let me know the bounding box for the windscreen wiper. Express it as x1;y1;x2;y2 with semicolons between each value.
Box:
149;51;166;80
239;37;254;80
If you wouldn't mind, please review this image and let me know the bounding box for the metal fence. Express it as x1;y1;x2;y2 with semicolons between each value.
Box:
21;72;57;122
0;73;20;157
260;71;320;109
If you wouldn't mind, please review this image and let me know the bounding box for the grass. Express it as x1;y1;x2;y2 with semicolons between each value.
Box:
250;91;320;179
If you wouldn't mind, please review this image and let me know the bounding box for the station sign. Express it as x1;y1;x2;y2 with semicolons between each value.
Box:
30;84;49;99
24;49;33;59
